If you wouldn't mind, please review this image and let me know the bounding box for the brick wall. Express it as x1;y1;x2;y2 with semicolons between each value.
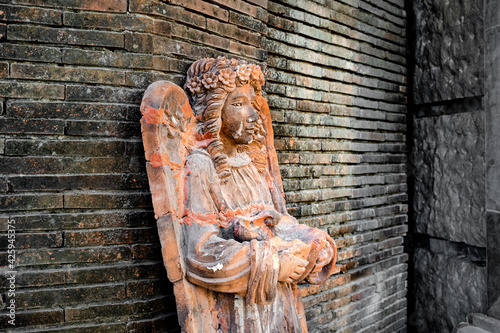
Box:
265;1;408;332
0;1;407;332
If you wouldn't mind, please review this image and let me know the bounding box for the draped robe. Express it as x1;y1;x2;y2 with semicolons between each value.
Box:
181;149;336;333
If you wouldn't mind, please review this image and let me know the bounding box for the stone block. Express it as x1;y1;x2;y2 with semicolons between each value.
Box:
412;0;484;104
487;211;500;308
413;247;487;333
411;110;486;247
469;313;500;332
488;297;500;320
485;26;500;211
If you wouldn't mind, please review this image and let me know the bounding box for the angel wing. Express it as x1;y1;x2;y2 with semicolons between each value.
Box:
140;81;205;332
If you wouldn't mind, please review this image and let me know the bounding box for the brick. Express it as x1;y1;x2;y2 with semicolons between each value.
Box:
66;262;163;284
63;192;151;209
213;0;260;18
8;24;124;48
0;44;61;62
61;156;144;174
65;297;169;322
172;25;231;50
0;4;62;25
0;81;65;99
126;314;179;332
124;71;154;88
6;101;134;120
0;157;64;175
17;246;132;266
8;174;147;192
13;323;128;333
12;0;127;12
229;40;267;60
132;243;161;260
15;284;126;309
129;0;206;29
66;85;142;103
63;48;151;70
65;120;141;137
0;61;7;78
5;139;126;157
0;118;65;134
207;18;263;47
0;232;63;249
229;11;267;33
170;39;220;60
124;31;154;53
11;212;132;231
63;12;171;36
0;308;64;327
170;0;228;21
124;141;143;156
246;0;267;9
0;177;8;192
9;269;66;287
126;279;169;299
64;228;157;247
11;63;125;85
0;194;63;211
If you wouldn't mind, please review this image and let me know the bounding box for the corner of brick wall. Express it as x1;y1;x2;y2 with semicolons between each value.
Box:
0;0;408;332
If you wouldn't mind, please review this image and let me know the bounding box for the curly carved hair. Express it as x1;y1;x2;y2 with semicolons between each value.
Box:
183;57;267;183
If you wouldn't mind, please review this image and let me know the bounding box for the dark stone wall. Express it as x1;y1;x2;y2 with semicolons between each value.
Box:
412;0;484;104
485;0;500;312
408;0;488;331
412;105;486;248
0;0;408;332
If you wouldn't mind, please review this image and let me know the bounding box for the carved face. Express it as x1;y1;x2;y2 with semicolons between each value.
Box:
221;84;259;145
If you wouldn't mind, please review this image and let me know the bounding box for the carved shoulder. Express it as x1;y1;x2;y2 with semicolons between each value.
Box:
186;149;215;176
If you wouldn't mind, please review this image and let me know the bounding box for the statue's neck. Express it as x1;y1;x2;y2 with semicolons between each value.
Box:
219;132;239;158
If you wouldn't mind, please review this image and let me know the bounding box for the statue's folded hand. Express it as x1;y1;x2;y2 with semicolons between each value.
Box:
271;237;311;283
251;208;282;227
232;209;282;242
309;240;334;278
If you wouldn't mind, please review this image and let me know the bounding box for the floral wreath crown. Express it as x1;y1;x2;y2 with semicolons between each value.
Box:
184;57;266;103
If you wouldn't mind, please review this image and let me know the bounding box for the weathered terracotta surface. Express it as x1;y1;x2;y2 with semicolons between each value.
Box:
140;57;337;333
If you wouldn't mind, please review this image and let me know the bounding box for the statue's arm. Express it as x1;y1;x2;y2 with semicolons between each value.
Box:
271;213;337;284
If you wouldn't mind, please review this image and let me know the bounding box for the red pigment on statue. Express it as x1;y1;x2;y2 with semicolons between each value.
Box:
142;105;167;125
182;203;275;228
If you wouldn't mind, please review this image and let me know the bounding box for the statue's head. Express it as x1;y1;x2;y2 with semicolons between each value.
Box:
184;57;267;182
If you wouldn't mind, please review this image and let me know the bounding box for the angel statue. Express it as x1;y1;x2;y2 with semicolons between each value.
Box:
140;56;337;333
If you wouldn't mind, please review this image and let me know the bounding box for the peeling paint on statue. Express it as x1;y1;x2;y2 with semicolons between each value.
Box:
140;57;338;333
